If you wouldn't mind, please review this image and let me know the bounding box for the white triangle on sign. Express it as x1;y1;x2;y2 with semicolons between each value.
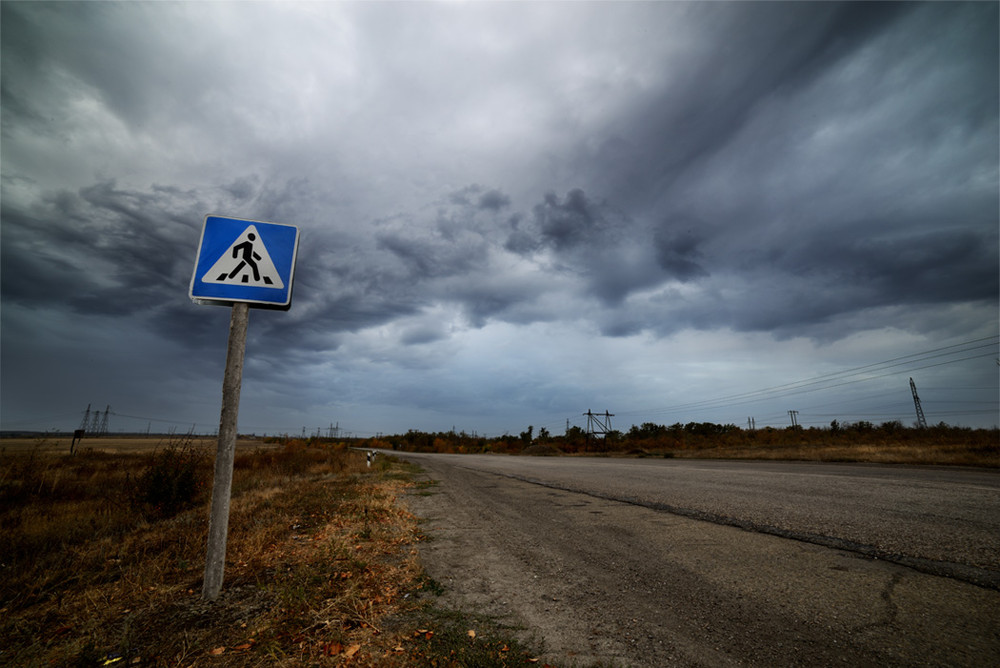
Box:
201;225;284;289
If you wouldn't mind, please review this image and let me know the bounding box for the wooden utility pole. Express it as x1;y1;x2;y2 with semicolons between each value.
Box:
202;302;249;600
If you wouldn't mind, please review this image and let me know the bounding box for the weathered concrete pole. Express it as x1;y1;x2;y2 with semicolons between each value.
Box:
202;301;249;600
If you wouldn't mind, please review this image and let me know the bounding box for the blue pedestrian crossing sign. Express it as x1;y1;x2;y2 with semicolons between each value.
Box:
190;215;300;309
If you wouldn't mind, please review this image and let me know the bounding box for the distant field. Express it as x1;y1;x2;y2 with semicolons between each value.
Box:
0;436;274;454
665;440;999;467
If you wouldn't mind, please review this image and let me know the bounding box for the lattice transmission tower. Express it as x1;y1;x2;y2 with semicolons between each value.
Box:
98;406;111;436
79;404;92;435
909;377;927;429
583;409;614;439
79;404;110;436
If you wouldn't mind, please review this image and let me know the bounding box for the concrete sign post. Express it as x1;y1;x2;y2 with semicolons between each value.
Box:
201;301;249;600
190;215;299;601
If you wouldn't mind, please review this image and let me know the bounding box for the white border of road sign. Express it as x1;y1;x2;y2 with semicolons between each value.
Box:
190;215;300;309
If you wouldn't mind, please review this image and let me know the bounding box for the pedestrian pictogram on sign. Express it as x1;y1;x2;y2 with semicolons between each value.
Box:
200;225;284;288
190;216;299;309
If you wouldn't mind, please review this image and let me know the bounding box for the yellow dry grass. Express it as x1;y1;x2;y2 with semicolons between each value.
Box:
0;444;431;666
1;435;270;454
670;440;999;467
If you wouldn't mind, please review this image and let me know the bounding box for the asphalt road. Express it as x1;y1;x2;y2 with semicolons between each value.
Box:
397;453;1000;667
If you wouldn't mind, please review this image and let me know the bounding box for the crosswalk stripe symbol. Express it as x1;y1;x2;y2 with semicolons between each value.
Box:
200;225;284;289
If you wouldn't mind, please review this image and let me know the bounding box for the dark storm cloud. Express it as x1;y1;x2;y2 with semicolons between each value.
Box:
524;2;998;337
399;324;448;347
629;219;998;341
376;231;482;281
652;222;709;282
780;226;998;307
0;172;381;360
364;186;553;328
448;185;511;213
2;1;996;434
441;274;548;329
562;1;996;339
477;189;511;212
0;181;201;316
534;189;605;251
505;189;711;305
5;1;992;345
223;176;259;202
578;2;917;209
1;2;236;134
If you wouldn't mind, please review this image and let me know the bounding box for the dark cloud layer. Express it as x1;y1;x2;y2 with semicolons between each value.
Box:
2;2;997;434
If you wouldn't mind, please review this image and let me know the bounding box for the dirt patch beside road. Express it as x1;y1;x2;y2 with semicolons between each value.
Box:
403;455;1000;667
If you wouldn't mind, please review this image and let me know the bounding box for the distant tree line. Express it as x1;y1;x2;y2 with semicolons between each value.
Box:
357;420;998;456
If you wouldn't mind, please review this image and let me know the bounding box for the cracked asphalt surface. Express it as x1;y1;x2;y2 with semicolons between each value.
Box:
398;453;1000;667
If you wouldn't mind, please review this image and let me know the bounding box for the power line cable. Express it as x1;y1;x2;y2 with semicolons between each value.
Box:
615;336;998;420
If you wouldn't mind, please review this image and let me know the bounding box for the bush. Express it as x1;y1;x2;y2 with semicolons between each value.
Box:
135;442;207;518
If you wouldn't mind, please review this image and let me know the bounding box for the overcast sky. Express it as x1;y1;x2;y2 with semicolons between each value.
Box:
2;1;997;438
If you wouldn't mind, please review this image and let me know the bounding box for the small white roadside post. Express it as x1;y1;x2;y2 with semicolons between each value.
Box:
189;215;299;601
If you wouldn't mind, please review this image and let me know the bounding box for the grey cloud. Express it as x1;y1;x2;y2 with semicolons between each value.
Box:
635;223;998;342
503;230;539;255
0;175;341;361
267;292;420;345
534;189;604;251
503;214;538;255
223;176;260;202
591;3;916;209
477;189;510;212
154;303;231;351
2;3;198;132
2;1;996;434
447;185;511;213
510;189;704;306
794;228;998;308
1;182;199;316
400;324;448;346
376;185;519;284
443;275;546;329
653;224;709;282
376;229;484;281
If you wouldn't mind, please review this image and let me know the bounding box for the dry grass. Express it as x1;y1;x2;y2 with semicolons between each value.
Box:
0;436;268;455
0;439;539;666
666;439;999;467
0;441;391;665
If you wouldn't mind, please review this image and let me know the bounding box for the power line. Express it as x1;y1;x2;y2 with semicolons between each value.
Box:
622;350;996;420
616;336;998;420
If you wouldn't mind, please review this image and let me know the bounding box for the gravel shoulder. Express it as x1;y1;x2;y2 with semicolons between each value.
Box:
401;454;1000;667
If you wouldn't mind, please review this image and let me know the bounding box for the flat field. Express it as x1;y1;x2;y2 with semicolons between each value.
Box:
0;443;537;666
1;435;271;454
665;439;999;467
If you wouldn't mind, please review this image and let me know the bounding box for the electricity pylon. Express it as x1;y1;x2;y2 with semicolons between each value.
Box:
584;409;614;438
909;377;927;428
79;404;92;435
